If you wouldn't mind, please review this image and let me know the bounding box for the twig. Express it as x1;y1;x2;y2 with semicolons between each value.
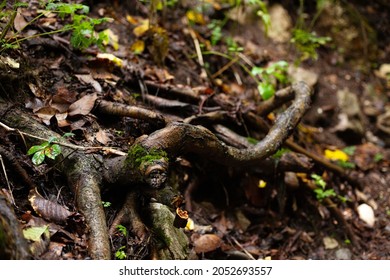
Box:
0;154;15;206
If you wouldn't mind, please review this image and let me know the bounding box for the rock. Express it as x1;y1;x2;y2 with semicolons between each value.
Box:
335;248;352;260
357;203;375;227
331;88;365;141
268;4;292;43
288;66;319;88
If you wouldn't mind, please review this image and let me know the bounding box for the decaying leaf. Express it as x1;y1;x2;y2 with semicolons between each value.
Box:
68;93;98;117
133;19;150;37
96;53;123;67
323;236;339;249
101;28;119;50
96;129;111;145
193;234;222;254
28;188;74;224
75;74;102;92
130;40;145;54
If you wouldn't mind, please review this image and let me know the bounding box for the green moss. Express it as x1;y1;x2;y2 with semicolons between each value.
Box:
127;144;168;169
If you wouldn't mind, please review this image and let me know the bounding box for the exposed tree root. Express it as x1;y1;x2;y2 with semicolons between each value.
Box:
0;81;314;259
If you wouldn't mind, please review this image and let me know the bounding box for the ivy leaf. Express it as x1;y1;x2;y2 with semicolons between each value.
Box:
32;150;45;165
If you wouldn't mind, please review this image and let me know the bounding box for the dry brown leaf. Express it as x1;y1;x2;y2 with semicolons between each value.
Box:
193;234;222;254
55;112;70;127
28;189;74;224
68;93;98;117
96;129;110;145
35;106;58;125
75;74;102;92
14;9;28;32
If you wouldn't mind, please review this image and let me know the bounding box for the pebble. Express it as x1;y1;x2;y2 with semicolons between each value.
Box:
335;248;352;260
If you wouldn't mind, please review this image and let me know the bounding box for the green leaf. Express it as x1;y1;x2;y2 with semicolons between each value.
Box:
62;132;75;138
27;142;49;155
32;150;45;165
44;144;61;159
311;174;326;188
23;226;49;242
251;66;264;76
116;224;127;237
342;146;356;156
47;136;58;144
258;82;274;100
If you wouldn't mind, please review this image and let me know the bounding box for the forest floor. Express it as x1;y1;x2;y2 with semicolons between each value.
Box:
0;0;389;260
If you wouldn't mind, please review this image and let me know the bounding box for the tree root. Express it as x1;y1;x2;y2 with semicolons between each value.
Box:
0;81;313;259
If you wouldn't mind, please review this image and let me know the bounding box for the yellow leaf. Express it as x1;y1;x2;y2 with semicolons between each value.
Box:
324;149;349;162
186;10;206;25
126;15;138;25
133;19;150;37
96;53;123;67
130;40;145;54
258;179;267;188
101;29;119;51
185;217;195;231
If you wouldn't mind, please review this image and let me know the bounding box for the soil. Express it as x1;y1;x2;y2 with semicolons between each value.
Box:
0;0;389;260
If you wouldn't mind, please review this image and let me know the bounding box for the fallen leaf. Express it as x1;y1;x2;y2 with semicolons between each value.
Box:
130;40;145;54
75;74;102;92
101;28;119;50
96;129;110;145
14;9;29;32
68;93;98;117
0;55;20;69
96;53;123;67
324;149;349;162
35;106;58;125
133;19;149;37
29;188;74;224
357;203;375;227
23;226;49;242
193;234;222;254
323;236;339;249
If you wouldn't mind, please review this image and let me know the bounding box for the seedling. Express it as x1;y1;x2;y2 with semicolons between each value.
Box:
115;246;126;260
116;225;127;237
251;61;290;100
27;132;74;165
102;201;112;208
0;1;109;52
311;173;336;201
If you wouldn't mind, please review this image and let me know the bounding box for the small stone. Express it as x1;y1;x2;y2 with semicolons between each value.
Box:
357;203;375;227
335;248;352;260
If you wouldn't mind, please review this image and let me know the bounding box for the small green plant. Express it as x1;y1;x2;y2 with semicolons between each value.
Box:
27;132;74;165
272;147;291;159
102;201;112;208
0;0;109;52
290;29;331;61
374;153;384;163
207;19;223;46
116;225;127;237
115;246;127;260
251;60;290;100
250;0;271;36
311;173;336;201
290;0;331;62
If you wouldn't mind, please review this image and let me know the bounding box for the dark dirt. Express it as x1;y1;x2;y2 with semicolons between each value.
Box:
0;0;389;260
